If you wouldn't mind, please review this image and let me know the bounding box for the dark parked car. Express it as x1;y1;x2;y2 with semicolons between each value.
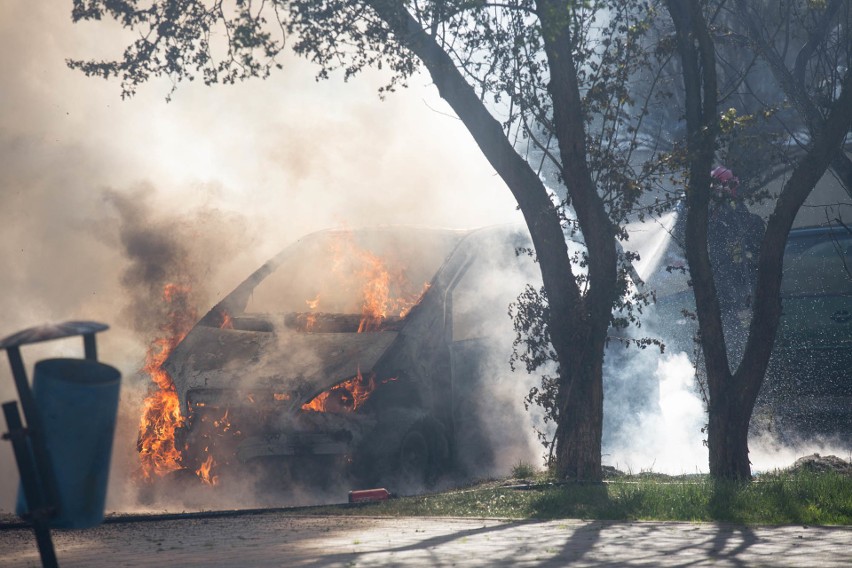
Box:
760;226;852;436
652;224;852;438
163;225;539;490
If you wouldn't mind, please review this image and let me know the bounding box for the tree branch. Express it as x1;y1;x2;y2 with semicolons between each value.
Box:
739;70;852;404
364;0;583;320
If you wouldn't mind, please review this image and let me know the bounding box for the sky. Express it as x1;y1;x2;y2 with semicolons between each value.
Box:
0;1;523;510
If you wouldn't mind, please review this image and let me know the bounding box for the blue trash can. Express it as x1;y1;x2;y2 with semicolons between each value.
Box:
16;358;121;529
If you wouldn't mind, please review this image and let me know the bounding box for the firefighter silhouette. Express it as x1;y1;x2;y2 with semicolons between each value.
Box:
707;166;765;363
669;166;766;364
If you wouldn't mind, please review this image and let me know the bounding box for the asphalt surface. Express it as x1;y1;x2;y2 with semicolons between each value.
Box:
1;513;851;567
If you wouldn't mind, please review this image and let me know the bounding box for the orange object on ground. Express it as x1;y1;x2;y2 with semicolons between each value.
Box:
348;488;390;503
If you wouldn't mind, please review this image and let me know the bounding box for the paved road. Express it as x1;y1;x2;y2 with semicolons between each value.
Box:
1;513;850;567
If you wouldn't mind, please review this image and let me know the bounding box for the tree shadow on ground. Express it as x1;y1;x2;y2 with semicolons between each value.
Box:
291;518;613;568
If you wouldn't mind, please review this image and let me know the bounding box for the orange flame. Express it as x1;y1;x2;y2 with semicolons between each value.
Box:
301;369;377;413
214;408;231;432
219;310;234;329
356;250;392;332
189;408;232;486
307;235;427;332
196;454;218;486
350;246;430;331
137;283;197;482
304;295;320;331
399;282;430;318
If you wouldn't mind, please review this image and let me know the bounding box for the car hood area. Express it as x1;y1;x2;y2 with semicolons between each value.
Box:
164;324;399;413
161;226;473;413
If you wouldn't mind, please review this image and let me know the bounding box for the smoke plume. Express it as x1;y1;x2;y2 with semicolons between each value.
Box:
0;0;520;512
3;0;845;516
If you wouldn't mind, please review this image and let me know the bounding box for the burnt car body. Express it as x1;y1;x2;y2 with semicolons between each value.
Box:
651;224;852;438
164;225;538;488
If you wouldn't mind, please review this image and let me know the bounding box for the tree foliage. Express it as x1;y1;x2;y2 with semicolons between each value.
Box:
71;0;674;481
664;0;852;479
70;0;851;481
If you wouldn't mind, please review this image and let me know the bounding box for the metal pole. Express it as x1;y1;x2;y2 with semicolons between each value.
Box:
6;347;37;433
2;401;59;568
5;348;61;520
82;333;97;361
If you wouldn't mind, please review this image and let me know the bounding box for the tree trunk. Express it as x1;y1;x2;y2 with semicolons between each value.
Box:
668;0;852;480
665;0;737;479
553;332;605;480
369;1;613;480
536;0;617;481
706;381;752;480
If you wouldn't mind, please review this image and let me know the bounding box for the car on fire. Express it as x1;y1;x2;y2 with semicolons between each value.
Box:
163;225;539;490
163;219;850;491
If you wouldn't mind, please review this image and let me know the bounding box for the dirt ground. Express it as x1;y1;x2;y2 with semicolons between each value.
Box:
1;513;851;567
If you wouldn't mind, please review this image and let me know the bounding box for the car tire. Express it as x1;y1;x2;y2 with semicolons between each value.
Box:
396;417;450;489
399;427;431;481
354;410;449;491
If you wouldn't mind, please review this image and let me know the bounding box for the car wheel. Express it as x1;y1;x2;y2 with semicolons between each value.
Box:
396;419;449;489
354;410;449;490
399;428;431;481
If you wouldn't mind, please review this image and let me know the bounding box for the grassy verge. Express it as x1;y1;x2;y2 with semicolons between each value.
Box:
308;471;852;525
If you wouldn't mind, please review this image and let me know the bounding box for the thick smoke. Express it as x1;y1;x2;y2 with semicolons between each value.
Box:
602;336;709;474
604;217;852;475
154;226;546;506
103;187;253;335
603;308;851;475
0;0;519;512
101;188;259;511
446;229;548;479
3;0;845;516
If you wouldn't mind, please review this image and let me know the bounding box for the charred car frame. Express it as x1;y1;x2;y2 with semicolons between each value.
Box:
164;226;536;489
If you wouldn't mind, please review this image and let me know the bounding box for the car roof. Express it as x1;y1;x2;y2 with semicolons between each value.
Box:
789;225;852;239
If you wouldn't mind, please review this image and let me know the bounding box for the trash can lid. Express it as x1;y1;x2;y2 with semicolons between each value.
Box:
0;321;109;350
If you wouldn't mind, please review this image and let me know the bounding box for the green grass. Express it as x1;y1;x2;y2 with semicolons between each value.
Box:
307;471;852;525
510;460;538;480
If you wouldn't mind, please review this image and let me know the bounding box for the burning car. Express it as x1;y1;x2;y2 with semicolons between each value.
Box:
161;225;539;489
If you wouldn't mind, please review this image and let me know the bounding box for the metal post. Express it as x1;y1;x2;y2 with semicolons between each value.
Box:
2;401;59;568
5;347;61;513
82;333;97;361
6;347;37;435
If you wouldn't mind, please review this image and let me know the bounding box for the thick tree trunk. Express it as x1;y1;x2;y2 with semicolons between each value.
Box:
553;333;605;480
666;0;742;479
370;2;615;481
668;0;852;480
706;380;752;479
536;0;617;481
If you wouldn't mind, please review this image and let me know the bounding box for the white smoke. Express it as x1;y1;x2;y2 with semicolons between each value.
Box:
605;217;852;476
603;348;708;474
3;0;845;517
0;0;522;513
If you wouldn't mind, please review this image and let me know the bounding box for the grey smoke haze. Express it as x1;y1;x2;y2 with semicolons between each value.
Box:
0;0;520;511
2;1;845;514
104;187;255;334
